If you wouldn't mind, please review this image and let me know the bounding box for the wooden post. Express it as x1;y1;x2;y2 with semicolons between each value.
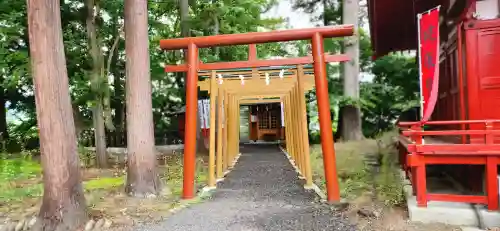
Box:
225;93;231;169
291;85;303;175
311;32;340;202
182;42;198;199
228;96;235;165
233;97;239;161
485;122;498;210
232;97;237;161
297;65;313;187
208;71;217;187
284;96;292;156
412;125;427;207
216;87;224;179
294;84;305;175
223;91;229;173
286;95;296;164
291;90;299;171
293;85;305;178
236;99;240;155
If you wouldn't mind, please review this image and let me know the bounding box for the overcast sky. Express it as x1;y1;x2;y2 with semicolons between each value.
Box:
263;1;374;82
263;0;320;29
263;0;370;31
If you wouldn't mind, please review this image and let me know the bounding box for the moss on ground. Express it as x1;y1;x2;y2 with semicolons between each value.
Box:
310;131;405;206
0;152;209;226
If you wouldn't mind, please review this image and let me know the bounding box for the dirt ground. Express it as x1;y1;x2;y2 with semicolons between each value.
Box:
345;192;463;231
0;153;209;229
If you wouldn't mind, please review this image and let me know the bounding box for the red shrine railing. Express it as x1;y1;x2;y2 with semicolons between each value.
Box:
398;120;500;210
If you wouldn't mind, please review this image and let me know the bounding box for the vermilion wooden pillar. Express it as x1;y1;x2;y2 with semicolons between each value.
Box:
311;32;340;202
183;42;199;199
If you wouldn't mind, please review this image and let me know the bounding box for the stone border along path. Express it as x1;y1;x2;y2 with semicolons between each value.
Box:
136;144;356;231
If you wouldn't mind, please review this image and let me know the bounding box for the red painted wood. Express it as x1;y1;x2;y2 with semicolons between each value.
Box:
427;194;487;204
398;119;500;209
402;129;500;136
408;144;500;153
389;4;500;211
464;20;500;144
399;120;500;126
457;22;467;143
182;43;198;199
486;156;499;210
164;54;350;72
416;164;427;207
419;156;486;165
312;32;340;202
248;44;257;61
160;26;354;50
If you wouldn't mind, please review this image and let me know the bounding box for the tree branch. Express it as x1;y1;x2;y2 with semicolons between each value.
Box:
106;24;123;77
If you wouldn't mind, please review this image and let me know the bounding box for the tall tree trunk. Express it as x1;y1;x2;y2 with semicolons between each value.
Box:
27;0;88;229
108;15;125;147
93;101;107;166
85;0;108;167
178;0;208;154
124;0;162;197
177;0;190;102
112;51;125;147
341;0;363;141
180;0;190;38
211;4;220;57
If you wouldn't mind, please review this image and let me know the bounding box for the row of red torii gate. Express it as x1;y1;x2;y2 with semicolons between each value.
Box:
160;25;355;202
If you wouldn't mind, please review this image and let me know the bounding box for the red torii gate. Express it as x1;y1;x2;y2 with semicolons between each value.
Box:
160;25;354;202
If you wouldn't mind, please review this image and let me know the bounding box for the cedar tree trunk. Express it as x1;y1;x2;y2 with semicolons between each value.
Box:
85;0;108;168
341;0;363;141
124;0;162;197
27;0;88;230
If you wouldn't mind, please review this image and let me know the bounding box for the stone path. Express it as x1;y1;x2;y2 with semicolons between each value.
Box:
136;144;356;231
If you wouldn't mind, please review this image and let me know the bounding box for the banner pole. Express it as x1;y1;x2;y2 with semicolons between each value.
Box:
417;12;424;120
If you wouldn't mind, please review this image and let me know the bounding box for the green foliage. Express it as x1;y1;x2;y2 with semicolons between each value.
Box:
310;131;405;206
361;55;419;137
0;155;42;202
1;0;285;148
0;155;41;181
0;184;43;202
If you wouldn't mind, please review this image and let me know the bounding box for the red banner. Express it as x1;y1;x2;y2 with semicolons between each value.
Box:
418;6;440;122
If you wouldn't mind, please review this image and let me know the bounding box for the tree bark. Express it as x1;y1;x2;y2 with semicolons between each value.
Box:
177;0;190;102
112;47;125;147
85;0;108;168
341;0;363;141
108;15;125;147
180;0;190;38
124;0;162;197
27;0;88;230
107;14;125;147
211;4;220;57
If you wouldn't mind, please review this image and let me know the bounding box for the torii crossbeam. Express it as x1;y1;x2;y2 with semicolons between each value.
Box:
160;25;354;202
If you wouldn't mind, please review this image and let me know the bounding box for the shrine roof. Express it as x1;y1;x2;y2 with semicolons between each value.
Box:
367;0;445;58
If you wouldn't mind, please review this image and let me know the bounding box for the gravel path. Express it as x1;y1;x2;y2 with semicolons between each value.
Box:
136;144;356;231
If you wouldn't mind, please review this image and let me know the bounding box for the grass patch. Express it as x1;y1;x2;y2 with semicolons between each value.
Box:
84;177;126;191
0;156;42;181
310;130;405;206
0;152;209;226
